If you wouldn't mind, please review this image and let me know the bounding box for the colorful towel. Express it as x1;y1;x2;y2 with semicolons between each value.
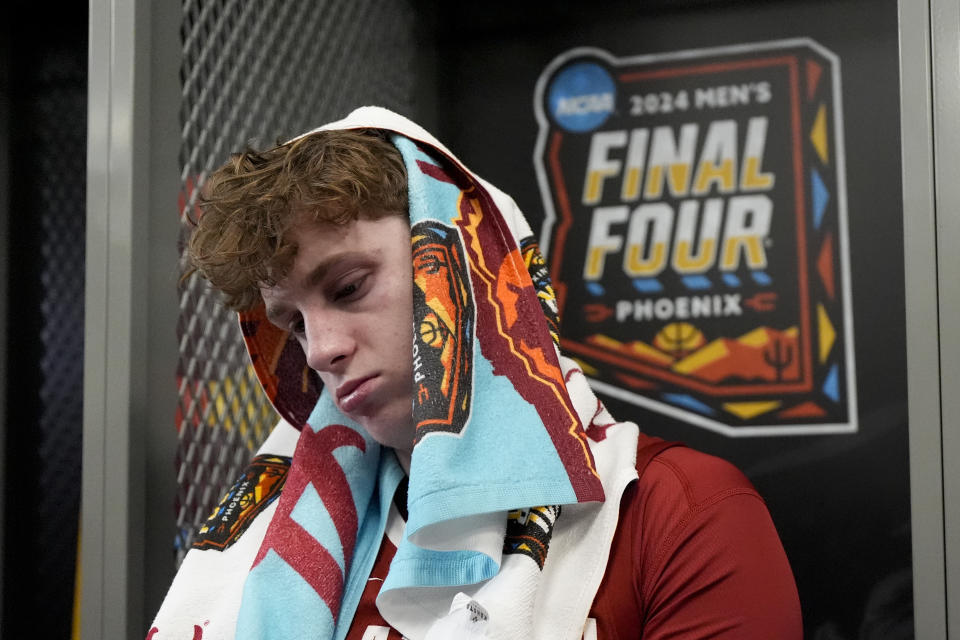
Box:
149;107;640;640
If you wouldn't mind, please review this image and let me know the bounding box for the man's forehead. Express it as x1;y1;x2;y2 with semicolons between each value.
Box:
286;212;352;241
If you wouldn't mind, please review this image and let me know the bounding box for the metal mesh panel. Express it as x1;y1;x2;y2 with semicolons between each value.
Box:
176;0;419;559
36;49;86;637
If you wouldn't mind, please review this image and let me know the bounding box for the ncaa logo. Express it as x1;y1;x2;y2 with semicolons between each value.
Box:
547;61;616;133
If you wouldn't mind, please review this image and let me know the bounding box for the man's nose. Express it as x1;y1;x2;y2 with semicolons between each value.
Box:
303;310;354;372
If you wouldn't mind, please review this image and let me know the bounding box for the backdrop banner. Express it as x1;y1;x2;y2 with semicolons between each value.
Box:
534;40;857;438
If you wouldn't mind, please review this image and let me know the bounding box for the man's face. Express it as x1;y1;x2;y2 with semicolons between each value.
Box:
261;215;415;452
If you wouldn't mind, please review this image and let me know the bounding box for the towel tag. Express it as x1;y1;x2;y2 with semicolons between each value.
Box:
465;598;489;623
424;593;491;640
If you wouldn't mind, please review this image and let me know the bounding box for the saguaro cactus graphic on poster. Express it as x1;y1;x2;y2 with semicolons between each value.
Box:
534;40;856;436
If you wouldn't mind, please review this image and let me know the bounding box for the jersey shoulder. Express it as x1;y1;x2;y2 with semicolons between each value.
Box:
637;435;760;511
591;436;802;639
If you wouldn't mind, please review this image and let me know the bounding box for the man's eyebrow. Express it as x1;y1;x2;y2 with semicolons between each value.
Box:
303;251;370;287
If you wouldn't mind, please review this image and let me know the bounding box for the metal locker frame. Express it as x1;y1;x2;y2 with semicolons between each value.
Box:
900;0;959;636
80;0;956;636
931;0;960;625
82;0;179;637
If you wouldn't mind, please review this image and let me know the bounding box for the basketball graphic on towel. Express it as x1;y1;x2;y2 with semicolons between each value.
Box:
411;220;475;442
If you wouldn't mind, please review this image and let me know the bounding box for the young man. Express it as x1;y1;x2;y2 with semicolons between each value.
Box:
151;108;802;639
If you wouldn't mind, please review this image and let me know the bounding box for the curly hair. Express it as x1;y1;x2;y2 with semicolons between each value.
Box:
188;128;408;310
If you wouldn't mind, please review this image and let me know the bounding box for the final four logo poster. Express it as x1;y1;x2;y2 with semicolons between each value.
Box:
534;40;857;436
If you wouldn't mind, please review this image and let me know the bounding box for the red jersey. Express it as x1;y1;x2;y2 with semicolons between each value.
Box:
346;435;802;639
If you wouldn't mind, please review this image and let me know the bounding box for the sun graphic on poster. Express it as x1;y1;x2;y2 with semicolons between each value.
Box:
653;322;706;360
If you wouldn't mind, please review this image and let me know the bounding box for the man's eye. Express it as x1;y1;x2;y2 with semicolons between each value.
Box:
333;276;367;301
290;316;305;334
336;283;358;299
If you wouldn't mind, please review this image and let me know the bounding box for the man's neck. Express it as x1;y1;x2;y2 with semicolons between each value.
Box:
394;447;412;475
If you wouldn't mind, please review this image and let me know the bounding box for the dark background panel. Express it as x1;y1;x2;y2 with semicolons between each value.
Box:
2;1;87;638
428;1;909;637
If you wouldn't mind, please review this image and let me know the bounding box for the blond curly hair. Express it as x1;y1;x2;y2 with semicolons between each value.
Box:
188;128;408;310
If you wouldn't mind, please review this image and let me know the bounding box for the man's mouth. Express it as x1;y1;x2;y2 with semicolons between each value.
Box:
336;375;378;413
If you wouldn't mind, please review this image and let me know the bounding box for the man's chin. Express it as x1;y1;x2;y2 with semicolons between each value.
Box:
360;416;415;452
